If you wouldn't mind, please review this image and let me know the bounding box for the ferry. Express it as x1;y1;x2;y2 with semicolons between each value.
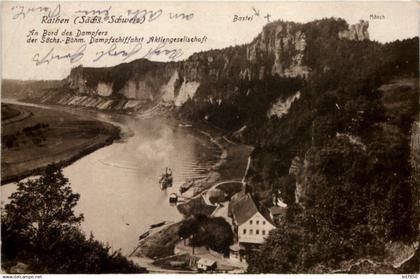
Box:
159;167;173;189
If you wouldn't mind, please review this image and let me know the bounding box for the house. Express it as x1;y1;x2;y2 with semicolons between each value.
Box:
197;258;217;271
269;205;287;225
230;193;276;245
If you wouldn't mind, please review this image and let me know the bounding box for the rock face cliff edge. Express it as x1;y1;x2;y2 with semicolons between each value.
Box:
37;18;369;114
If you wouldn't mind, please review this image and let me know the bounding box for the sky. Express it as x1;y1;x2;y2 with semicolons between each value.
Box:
2;1;419;80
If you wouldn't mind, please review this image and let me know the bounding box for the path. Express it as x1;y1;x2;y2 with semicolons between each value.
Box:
2;106;32;125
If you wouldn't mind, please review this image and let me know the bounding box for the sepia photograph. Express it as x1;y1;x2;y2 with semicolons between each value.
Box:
1;0;419;275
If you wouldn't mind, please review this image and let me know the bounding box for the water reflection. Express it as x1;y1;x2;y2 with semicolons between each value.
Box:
1;102;220;254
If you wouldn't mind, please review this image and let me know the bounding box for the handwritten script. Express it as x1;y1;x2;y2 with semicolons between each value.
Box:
11;4;193;23
12;3;201;66
11;4;61;20
33;43;184;66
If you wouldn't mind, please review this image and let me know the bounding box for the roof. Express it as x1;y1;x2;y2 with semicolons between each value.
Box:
230;193;259;226
207;189;225;199
197;258;217;266
269;206;287;216
229;243;245;251
230;193;276;227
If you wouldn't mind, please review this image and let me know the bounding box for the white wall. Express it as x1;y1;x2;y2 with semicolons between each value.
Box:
238;212;275;244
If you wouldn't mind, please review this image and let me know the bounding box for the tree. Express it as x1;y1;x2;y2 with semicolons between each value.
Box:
3;165;83;248
178;217;199;245
247;224;304;273
198;217;234;254
2;164;146;273
178;215;234;254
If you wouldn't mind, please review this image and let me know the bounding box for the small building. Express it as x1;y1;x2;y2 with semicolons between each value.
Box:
230;193;276;245
269;206;287;225
229;243;246;263
197;258;217;271
207;188;226;204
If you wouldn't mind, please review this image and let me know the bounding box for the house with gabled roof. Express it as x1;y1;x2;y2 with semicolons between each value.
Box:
229;193;276;245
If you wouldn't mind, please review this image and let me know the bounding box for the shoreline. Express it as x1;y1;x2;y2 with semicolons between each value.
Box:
1;102;122;185
130;116;253;263
1;132;119;185
3;99;253;269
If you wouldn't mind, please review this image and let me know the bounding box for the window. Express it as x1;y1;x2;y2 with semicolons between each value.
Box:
256;220;259;225
262;221;266;225
249;229;253;235
243;229;246;235
256;230;259;235
249;220;253;225
262;230;266;235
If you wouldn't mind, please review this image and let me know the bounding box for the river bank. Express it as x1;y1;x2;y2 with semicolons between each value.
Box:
174;118;253;217
129;221;182;259
2;98;252;263
176;135;252;217
130;117;253;264
1;103;120;184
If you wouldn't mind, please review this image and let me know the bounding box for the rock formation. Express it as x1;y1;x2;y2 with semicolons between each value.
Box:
267;91;301;118
38;18;370;115
338;20;370;41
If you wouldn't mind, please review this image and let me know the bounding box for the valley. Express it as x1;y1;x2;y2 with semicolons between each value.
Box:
1;17;418;274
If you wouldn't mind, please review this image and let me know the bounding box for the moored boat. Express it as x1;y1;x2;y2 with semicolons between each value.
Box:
179;178;195;194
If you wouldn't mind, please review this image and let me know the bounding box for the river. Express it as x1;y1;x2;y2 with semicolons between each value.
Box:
1;100;222;254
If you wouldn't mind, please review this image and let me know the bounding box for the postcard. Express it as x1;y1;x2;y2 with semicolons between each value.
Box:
1;1;419;275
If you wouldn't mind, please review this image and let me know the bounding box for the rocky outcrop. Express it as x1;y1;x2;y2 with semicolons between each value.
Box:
48;18;371;118
161;71;180;102
67;61;178;99
339;20;369;41
97;82;113;97
174;79;200;107
119;80;155;100
247;22;310;78
288;156;305;204
63;20;327;106
267;91;301;118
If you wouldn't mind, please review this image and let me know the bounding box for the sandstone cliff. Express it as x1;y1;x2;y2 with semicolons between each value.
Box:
338;20;370;41
43;18;363;114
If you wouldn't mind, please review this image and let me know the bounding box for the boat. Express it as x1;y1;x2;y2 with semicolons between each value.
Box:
169;193;178;204
159;168;173;189
150;221;166;229
178;123;192;128
179;178;195;194
138;231;150;241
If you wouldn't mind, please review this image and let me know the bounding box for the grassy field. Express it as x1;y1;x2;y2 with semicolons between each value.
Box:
1;103;120;184
1;104;21;121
